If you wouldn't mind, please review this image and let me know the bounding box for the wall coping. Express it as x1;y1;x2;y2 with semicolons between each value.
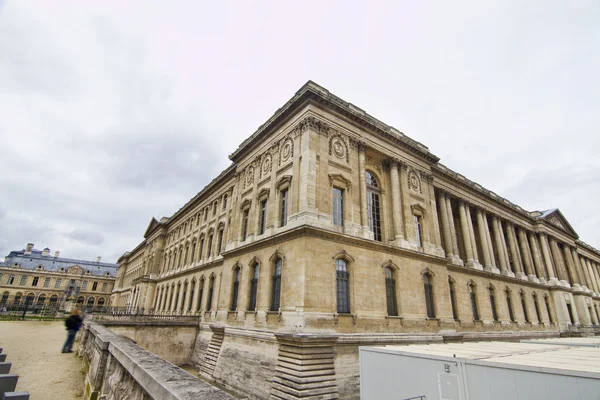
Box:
85;322;234;400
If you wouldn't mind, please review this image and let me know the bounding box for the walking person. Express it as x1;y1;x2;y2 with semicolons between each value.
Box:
62;308;83;353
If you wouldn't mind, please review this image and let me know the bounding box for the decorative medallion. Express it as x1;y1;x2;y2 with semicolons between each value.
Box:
329;134;349;162
280;138;293;164
408;169;422;193
245;166;254;188
261;153;272;177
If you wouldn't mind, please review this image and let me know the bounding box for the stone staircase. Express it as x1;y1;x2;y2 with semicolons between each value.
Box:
200;326;225;378
0;347;30;400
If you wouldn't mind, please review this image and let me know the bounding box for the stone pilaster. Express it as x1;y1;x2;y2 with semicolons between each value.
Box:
517;229;538;283
270;333;339;400
550;239;569;286
477;209;493;271
438;192;455;262
357;143;369;236
563;246;581;291
389;160;404;244
458;201;475;268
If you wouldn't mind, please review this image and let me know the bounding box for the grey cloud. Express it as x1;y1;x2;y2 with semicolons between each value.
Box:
66;229;104;246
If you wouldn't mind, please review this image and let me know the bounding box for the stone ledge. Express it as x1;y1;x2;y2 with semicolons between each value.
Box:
84;322;235;400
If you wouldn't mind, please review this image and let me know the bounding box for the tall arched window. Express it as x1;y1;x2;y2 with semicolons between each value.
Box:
249;263;259;311
336;259;350;314
384;267;398;316
37;294;46;306
198;278;205;312
206;276;214;311
271;258;282;311
468;283;479;320
187;280;194;312
49;295;58;306
506;289;515;322
520;291;529;322
231;268;241;311
366;171;382;241
1;291;8;304
449;278;458;320
423;274;435;318
489;286;498;322
533;293;541;323
544;295;554;324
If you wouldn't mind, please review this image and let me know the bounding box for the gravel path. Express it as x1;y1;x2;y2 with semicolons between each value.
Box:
0;320;83;399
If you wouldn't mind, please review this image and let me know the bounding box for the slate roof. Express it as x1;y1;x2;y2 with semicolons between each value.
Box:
1;248;118;277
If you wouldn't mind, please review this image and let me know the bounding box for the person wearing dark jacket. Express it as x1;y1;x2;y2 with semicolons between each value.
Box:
62;308;83;353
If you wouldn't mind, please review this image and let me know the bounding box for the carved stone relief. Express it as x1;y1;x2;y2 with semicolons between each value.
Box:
407;168;422;194
244;166;254;189
261;153;272;177
329;134;349;163
547;215;566;230
280;138;294;165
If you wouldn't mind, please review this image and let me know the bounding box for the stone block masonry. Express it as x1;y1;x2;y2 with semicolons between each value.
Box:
78;322;235;400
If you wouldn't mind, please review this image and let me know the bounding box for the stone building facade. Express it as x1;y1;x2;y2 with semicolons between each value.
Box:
111;81;600;399
1;243;117;310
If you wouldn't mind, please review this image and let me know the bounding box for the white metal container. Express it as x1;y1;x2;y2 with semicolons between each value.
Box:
359;341;600;400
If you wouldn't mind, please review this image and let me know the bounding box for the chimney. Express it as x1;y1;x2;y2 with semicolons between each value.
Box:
41;248;50;257
97;256;101;263
24;243;34;255
54;251;60;258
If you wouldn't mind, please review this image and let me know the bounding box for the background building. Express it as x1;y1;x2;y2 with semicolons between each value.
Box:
110;81;600;399
0;243;117;311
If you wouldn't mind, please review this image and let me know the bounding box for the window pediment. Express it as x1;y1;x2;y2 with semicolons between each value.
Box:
276;175;292;190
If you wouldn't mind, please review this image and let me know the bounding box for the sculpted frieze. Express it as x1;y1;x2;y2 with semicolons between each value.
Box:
328;133;349;163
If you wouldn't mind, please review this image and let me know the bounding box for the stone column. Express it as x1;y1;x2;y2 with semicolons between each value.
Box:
482;214;499;273
498;221;513;276
174;285;183;314
492;216;509;275
540;234;558;285
506;223;526;280
358;143;368;233
528;233;546;284
574;252;591;291
563;246;581;290
191;278;201;313
389;160;404;242
458;201;475;267
164;284;172;313
438;192;454;260
445;196;462;265
183;283;192;314
465;206;481;268
591;261;600;294
518;229;537;282
550;239;568;286
477;209;493;270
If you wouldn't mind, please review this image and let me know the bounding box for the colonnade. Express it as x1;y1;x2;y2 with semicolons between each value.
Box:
153;277;213;315
436;191;600;295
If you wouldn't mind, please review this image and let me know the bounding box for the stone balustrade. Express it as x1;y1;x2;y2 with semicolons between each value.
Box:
78;322;234;400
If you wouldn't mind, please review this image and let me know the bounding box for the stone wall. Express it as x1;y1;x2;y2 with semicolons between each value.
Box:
78;321;234;400
99;319;198;366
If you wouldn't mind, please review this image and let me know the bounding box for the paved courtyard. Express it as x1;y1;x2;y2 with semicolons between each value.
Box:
0;320;83;399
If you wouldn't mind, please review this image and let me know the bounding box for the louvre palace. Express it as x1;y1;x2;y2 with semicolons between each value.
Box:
110;81;600;399
1;243;117;311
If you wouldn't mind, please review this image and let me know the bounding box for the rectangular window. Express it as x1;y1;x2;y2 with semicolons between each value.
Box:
213;202;218;216
223;194;228;210
92;281;98;291
333;187;344;227
522;295;530;322
204;208;208;222
414;215;423;247
82;281;88;290
20;275;27;286
199;239;204;260
32;276;39;287
545;297;553;324
242;209;250;240
507;294;515;321
259;199;267;235
449;283;458;320
43;277;51;288
55;279;62;289
8;275;15;285
102;283;108;292
280;189;288;227
490;292;498;321
0;273;2;283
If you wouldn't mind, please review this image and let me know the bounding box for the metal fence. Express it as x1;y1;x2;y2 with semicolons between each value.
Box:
0;301;60;319
91;306;201;323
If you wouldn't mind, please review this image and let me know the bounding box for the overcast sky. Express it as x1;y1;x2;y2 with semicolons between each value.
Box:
1;1;598;263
